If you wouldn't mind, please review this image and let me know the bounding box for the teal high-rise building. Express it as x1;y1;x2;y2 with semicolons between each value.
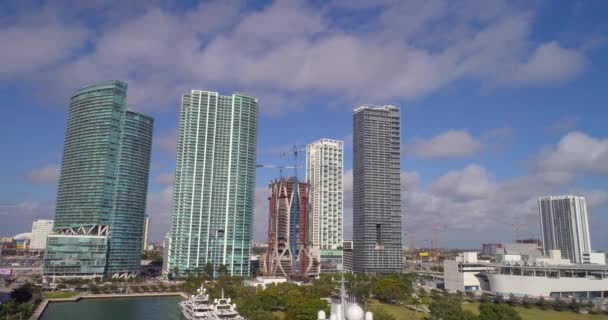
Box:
166;91;258;277
43;80;153;279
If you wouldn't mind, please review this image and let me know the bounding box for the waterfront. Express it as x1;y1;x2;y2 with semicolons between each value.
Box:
39;296;182;320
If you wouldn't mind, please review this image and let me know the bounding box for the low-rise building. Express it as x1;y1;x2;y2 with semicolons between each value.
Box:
583;252;606;265
444;252;493;292
244;276;288;289
42;225;109;282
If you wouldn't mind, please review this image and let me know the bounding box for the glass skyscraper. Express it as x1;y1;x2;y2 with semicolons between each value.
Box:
43;80;153;279
352;105;403;273
539;195;591;263
166;91;258;277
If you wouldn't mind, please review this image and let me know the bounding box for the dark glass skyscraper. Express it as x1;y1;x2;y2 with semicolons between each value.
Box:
352;105;403;273
44;80;153;278
166;91;258;278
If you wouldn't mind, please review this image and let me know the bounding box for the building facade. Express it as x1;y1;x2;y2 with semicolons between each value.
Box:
352;105;403;273
167;91;258;278
142;216;150;252
539;195;591;263
306;139;343;273
30;220;54;250
306;139;344;250
261;178;319;278
44;80;153;279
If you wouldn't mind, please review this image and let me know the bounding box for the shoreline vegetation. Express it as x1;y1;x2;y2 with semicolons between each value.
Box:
6;272;608;320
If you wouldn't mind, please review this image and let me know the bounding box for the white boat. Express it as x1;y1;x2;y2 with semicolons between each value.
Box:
180;284;214;320
180;285;245;320
210;295;245;320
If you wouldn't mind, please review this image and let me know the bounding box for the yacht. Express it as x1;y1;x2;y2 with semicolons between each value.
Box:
180;284;214;320
210;295;244;319
180;285;245;320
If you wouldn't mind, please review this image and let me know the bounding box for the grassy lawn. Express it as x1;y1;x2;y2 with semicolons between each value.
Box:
43;291;79;299
367;299;426;320
463;302;608;320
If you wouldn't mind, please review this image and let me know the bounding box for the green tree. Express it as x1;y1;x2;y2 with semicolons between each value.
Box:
372;278;409;304
569;299;580;312
536;297;548;310
552;298;566;311
371;307;397;320
285;289;328;320
348;280;372;304
429;297;467;320
521;295;531;308
11;284;33;304
218;264;228;276
478;303;521;320
204;262;214;279
172;266;180;279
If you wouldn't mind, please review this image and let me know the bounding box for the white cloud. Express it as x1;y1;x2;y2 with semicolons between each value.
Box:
26;165;60;185
406;130;482;159
0;0;589;113
429;164;495;200
511;42;587;86
537;132;608;175
0;17;88;78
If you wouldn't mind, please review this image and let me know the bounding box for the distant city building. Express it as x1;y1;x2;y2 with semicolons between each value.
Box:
352;105;403;273
446;250;608;298
166;91;258;278
484;250;608;298
444;252;493;292
583;252;606;265
261;178;320;278
539;195;591;263
342;240;353;273
30;220;53;250
306;139;344;273
516;238;543;246
481;243;503;258
162;233;171;279
43;81;154;280
142;216;150;252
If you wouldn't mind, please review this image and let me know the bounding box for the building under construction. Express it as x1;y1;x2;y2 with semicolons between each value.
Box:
261;177;320;278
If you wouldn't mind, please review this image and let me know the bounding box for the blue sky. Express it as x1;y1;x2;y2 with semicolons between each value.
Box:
1;0;607;249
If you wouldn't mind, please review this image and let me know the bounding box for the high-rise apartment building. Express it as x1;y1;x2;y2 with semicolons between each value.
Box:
539;195;591;263
352;105;403;273
43;80;153;279
30;220;53;250
306;139;343;272
142;216;150;252
166;91;258;278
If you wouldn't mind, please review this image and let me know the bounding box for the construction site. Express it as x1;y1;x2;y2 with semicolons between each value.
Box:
260;176;320;279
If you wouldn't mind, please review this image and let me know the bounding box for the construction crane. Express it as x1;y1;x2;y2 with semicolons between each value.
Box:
256;164;302;178
433;224;447;266
280;145;306;178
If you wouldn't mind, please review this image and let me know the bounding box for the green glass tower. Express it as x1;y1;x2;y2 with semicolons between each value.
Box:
166;91;258;277
43;80;153;279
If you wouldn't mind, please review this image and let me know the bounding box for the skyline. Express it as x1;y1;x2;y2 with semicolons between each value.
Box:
1;0;608;249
